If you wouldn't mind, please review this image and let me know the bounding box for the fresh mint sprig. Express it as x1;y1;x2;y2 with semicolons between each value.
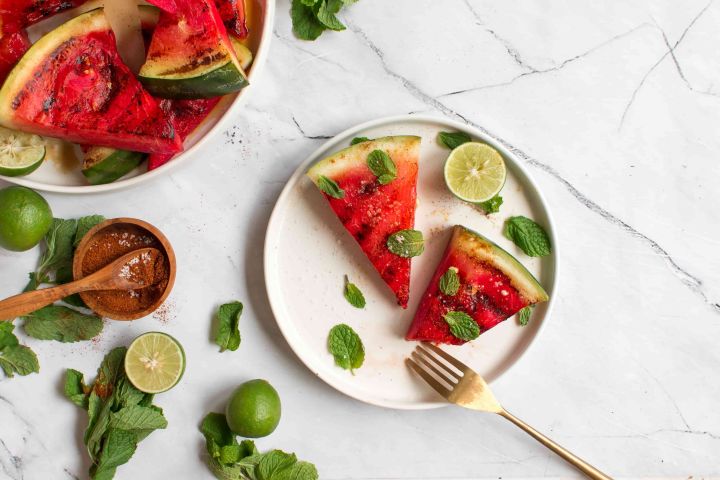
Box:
23;305;103;342
215;301;243;352
291;0;357;41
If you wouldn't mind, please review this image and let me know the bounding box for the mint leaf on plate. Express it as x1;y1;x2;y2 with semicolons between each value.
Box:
23;305;103;342
316;175;345;199
517;305;534;326
367;150;397;185
443;311;480;341
343;276;366;309
439;267;460;296
478;195;502;214
350;136;370;145
215;301;243;352
387;229;424;258
438;131;471;150
504;216;551;257
327;324;364;373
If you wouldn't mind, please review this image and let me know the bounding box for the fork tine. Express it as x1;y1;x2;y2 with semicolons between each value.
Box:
411;351;457;386
414;345;462;381
423;343;471;372
406;358;451;398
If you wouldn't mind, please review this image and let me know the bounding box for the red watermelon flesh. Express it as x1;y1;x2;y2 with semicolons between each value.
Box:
215;0;248;39
0;28;30;83
0;0;90;27
406;225;548;345
307;136;421;308
0;9;182;155
147;97;221;170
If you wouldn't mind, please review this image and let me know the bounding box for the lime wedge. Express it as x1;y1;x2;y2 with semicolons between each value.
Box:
444;142;506;203
0;127;46;177
125;332;185;394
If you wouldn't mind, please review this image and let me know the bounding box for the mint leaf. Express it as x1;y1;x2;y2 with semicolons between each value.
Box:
93;428;137;472
276;461;319;480
258;450;298;479
316;175;345;199
478;195;502;214
0;322;19;349
366;150;397;185
438;131;471;150
443;311;480;341
439;267;460;296
517;305;533;326
300;0;319;5
215;301;243;352
350;137;370;145
35;218;78;281
386;229;424;258
316;0;346;31
291;0;326;41
327;324;364;373
110;406;168;431
23;305;103;342
65;369;90;408
343;276;365;309
75;215;106;247
504;216;551;257
201;412;239;453
0;344;39;377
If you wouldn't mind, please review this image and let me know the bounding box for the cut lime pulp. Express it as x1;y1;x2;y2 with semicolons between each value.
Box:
444;142;506;203
125;332;185;394
0;126;46;177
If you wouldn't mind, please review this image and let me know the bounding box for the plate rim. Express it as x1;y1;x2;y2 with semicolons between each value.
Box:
263;113;559;410
0;0;275;195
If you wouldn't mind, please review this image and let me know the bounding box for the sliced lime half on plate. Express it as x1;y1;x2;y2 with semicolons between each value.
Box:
0;126;46;177
444;142;506;203
125;332;185;394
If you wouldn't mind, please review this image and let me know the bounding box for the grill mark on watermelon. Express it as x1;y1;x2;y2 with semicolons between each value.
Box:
152;47;229;75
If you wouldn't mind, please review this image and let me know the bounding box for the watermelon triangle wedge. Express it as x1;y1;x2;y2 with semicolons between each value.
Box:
307;136;421;308
0;9;182;155
406;225;549;344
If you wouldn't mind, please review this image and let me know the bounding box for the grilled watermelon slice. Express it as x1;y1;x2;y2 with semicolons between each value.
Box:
307;136;421;308
139;0;248;99
406;225;548;344
0;0;90;27
0;9;181;154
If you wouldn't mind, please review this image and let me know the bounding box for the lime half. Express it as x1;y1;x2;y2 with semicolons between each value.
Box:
0;127;46;177
444;142;506;203
125;332;185;394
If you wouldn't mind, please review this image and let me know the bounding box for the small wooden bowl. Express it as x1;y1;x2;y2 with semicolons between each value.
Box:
72;218;176;320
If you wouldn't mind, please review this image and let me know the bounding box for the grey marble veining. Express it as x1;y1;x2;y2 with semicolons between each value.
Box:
1;0;719;478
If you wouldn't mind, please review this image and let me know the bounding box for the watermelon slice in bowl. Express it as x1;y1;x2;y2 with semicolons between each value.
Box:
306;136;421;308
0;9;182;154
406;225;548;345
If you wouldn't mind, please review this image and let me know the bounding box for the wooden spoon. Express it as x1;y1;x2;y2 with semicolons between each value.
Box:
0;248;163;321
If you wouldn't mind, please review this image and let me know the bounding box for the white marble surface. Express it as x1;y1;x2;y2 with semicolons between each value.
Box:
2;0;720;478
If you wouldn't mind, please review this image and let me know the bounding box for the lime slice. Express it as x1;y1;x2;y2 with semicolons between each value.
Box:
125;332;185;394
444;142;506;203
0;127;46;177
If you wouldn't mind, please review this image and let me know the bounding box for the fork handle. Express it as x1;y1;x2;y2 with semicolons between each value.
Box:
499;409;612;480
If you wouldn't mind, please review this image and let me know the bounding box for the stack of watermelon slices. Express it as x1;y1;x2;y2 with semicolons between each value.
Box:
308;137;549;346
0;0;253;184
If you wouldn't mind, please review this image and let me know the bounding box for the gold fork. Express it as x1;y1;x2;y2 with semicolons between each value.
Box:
407;343;612;480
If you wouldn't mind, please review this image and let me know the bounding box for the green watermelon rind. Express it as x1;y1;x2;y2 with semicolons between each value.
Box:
452;225;548;304
81;147;146;185
0;9;109;129
307;136;421;181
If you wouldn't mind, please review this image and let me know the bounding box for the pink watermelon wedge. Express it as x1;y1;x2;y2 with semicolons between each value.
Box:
406;225;548;344
0;9;182;154
307;136;421;308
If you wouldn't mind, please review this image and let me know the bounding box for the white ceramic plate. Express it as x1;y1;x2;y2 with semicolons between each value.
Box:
0;0;274;194
264;115;558;410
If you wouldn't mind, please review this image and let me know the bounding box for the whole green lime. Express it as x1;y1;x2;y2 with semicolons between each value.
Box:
226;379;281;438
0;186;53;251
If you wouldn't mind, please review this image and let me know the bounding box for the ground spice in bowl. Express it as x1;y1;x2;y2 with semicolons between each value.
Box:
79;223;171;316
